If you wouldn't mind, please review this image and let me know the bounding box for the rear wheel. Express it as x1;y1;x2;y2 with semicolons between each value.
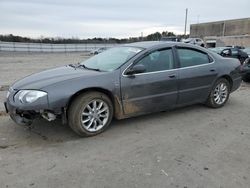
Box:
206;78;230;108
68;92;113;137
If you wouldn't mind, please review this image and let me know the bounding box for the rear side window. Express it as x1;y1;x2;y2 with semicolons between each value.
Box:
177;48;211;68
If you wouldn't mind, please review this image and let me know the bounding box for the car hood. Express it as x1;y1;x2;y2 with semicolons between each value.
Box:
12;65;102;90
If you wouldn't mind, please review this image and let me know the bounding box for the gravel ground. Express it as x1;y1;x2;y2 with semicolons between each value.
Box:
0;52;250;188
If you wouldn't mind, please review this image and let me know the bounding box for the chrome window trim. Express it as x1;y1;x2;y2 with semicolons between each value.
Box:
122;56;215;77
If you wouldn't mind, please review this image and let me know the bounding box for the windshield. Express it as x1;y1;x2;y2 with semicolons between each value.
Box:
81;46;143;71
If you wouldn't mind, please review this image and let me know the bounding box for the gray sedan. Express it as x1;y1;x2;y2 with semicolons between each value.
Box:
4;41;242;136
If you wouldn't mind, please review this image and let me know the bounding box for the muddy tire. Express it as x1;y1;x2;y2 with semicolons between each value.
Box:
206;78;230;108
68;92;113;137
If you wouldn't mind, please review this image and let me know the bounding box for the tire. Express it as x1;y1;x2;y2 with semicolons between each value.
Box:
206;78;230;108
68;92;113;137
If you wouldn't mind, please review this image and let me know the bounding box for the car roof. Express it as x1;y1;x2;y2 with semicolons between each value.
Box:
123;41;222;59
123;41;208;51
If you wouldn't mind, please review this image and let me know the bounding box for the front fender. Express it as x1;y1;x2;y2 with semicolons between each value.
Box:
42;71;121;112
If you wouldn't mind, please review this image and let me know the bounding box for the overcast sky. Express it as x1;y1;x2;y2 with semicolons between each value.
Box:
0;0;249;39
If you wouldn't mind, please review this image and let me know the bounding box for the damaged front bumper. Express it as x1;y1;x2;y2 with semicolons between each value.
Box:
4;90;62;126
4;101;35;125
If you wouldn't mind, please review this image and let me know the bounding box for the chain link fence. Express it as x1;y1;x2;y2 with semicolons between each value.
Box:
0;41;119;52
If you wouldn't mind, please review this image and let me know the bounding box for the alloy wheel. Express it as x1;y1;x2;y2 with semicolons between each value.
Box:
81;99;109;132
213;82;228;105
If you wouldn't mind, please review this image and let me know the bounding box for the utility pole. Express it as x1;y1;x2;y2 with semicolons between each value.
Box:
222;21;226;36
197;15;200;24
184;8;188;36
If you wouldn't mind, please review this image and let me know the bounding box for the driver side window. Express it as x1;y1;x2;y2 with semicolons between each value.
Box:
136;48;174;73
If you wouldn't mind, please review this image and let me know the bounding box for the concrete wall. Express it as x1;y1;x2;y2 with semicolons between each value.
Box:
190;18;250;38
217;36;250;47
204;35;250;47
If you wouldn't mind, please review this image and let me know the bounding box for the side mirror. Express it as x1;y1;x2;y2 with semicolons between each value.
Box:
126;64;146;75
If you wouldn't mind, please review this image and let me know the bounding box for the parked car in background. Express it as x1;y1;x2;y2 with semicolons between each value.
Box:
161;36;181;42
220;47;248;64
208;47;227;54
4;41;242;137
243;47;250;58
226;45;245;50
242;57;250;82
90;47;108;55
182;38;205;47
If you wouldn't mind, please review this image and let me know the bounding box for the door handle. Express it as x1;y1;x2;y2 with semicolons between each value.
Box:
168;74;176;78
210;69;216;72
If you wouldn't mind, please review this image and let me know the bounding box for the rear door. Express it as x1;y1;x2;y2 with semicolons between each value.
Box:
175;46;218;105
121;48;178;116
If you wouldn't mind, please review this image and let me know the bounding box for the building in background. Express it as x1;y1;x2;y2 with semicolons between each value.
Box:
190;18;250;48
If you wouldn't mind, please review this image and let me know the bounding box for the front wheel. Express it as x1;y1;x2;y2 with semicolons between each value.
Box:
68;92;113;137
206;78;230;108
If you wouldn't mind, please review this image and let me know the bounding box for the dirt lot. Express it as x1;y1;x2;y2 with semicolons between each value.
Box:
0;52;250;188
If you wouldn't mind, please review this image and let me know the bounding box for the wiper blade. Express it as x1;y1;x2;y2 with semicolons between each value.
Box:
68;64;76;68
68;63;101;71
77;64;101;72
68;64;77;69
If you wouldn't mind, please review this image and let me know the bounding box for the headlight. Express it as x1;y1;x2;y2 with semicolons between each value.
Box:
15;90;47;104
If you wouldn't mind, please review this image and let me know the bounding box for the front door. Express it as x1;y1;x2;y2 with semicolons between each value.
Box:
175;46;218;105
121;48;178;116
